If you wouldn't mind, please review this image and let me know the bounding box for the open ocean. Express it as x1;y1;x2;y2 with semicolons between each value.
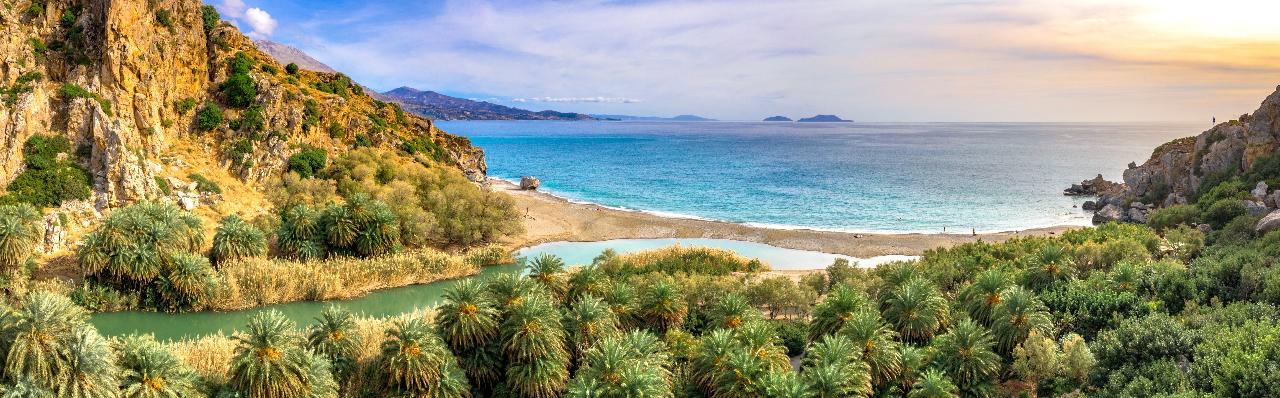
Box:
439;121;1200;233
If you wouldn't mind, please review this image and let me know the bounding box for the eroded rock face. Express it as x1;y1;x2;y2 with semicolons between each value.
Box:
1075;85;1280;223
0;0;489;212
520;176;541;190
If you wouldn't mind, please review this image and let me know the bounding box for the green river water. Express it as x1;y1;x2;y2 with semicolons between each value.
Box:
89;238;905;340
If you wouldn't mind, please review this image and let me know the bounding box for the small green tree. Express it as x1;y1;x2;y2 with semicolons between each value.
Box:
285;63;300;75
196;103;224;131
211;214;267;265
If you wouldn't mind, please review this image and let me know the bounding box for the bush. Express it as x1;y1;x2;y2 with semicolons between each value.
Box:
328;121;346;139
59;83;111;116
285;63;299;75
1202;199;1246;229
187;172;221;194
287;146;327;178
220;52;257;108
201;5;220;33
173;98;197;114
5;135;91;208
154;9;173;28
235;105;265;135
196;103;224;131
1147;204;1199;231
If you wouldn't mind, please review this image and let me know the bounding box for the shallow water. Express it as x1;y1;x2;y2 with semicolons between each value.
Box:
90;239;863;340
444;121;1197;233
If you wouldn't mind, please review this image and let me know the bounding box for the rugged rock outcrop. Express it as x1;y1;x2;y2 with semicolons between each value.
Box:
520;176;540;190
1074;85;1280;224
0;0;488;212
1064;174;1123;196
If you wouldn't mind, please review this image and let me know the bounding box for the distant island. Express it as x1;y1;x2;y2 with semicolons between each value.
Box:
763;116;793;122
797;114;853;122
591;114;717;121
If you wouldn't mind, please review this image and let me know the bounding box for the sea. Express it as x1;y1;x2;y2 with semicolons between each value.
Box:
439;121;1200;234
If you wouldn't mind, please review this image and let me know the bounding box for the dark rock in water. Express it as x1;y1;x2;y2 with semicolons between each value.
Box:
520;176;541;190
763;116;793;122
797;114;853;122
1093;204;1125;224
1064;174;1122;196
1082;201;1097;211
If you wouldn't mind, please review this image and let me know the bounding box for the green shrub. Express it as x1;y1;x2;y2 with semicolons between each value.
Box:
303;99;321;128
287;145;327;178
187;172;221;194
236;105;265;135
5;135;91;208
154;9;173;28
201;5;220;33
328;121;346;139
285;63;299;75
220;52;257;108
260;64;277;74
227;138;254;169
59;83;111;116
1202;199;1246;229
154;176;171;196
173;97;197;114
1147;204;1199;231
211;215;267;265
196;103;224;131
353;134;372;147
401;137;446;161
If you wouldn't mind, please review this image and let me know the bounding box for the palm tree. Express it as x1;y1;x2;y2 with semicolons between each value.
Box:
229;310;313;398
956;268;1012;326
566;264;609;302
565;331;672;398
301;350;338;398
116;335;201;398
1023;244;1073;291
838;309;902;389
691;329;735;395
762;372;808;398
989;286;1052;354
56;327;119;398
599;280;638;329
501;293;569;398
881;277;948;343
1109;261;1139;291
486;273;544;312
2;378;54;397
5;292;87;388
305;306;361;382
801;335;872;398
638;281;687;332
907;369;958;398
378;317;470;397
563;295;620;364
896;345;928;394
929;320;1000;397
809;285;872;341
211;214;267;265
712;346;789;398
709;293;758;330
436;280;502;390
526;254;568;300
156;252;217;311
277;205;324;261
0;204;41;273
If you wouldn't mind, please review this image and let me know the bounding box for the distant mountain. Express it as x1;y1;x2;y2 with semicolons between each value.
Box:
763;116;793;121
797;114;853;122
591;114;717;121
382;87;596;121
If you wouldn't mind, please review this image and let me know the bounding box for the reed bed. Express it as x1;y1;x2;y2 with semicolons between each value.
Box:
599;244;769;275
210;249;479;311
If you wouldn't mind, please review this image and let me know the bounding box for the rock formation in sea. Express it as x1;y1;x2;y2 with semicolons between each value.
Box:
798;114;853;122
520;176;541;190
1071;85;1280;227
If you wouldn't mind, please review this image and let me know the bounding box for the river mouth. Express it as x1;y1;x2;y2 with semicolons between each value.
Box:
90;239;907;340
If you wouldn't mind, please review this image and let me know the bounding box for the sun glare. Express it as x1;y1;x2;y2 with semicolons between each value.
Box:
1134;0;1280;40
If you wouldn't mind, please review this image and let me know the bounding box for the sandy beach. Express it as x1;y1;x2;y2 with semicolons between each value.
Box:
492;179;1081;259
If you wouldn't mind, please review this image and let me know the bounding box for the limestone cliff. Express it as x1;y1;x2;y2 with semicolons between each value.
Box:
1078;85;1280;223
0;0;486;212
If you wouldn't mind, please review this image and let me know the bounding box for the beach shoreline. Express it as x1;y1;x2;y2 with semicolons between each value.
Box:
491;178;1082;259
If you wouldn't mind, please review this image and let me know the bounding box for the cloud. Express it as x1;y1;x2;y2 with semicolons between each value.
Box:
217;0;246;18
280;0;1280;122
511;97;642;104
243;8;278;37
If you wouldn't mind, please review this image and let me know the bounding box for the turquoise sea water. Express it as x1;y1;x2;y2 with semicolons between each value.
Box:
442;121;1199;233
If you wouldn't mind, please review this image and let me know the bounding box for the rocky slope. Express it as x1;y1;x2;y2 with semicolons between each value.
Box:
1076;85;1280;224
0;0;486;202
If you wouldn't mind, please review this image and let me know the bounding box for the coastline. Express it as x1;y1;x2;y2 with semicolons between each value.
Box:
491;178;1081;259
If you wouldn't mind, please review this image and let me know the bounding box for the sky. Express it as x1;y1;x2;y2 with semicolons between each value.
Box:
216;0;1280;122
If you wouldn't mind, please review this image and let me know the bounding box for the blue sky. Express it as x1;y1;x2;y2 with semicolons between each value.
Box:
217;0;1280;122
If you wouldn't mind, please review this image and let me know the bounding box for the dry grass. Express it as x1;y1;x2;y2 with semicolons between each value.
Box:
210;249;477;311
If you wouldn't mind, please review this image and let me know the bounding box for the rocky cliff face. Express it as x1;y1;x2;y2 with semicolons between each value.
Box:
0;0;487;211
1077;85;1280;223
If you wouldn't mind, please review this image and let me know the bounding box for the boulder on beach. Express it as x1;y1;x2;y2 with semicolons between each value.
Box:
520;176;541;190
1092;204;1125;224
